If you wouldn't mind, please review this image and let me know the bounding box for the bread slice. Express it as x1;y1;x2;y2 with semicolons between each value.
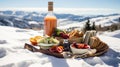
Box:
89;37;100;49
84;31;90;44
84;31;97;45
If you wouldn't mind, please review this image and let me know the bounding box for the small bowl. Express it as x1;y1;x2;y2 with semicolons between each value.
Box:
70;44;90;54
38;43;58;49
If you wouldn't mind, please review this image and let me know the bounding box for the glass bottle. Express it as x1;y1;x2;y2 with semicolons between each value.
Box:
44;1;57;36
63;39;70;51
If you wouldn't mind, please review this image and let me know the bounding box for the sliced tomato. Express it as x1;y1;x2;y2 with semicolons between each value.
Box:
49;46;63;53
49;48;56;53
84;45;89;49
49;46;57;53
58;46;64;50
77;44;84;49
56;47;63;53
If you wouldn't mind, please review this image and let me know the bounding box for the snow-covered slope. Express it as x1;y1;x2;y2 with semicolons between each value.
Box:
0;10;120;29
0;26;120;67
90;14;120;26
100;30;120;39
0;14;31;28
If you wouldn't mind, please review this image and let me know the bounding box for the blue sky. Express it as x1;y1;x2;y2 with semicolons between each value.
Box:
0;0;119;14
0;0;119;9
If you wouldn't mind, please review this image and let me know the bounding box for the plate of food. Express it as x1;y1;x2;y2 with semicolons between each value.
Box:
70;42;90;54
30;36;59;49
37;37;59;49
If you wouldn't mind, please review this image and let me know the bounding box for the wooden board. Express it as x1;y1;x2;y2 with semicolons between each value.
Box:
24;43;109;58
24;43;64;58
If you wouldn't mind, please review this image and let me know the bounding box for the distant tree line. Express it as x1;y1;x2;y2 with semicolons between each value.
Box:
60;17;120;33
83;17;120;32
95;17;120;32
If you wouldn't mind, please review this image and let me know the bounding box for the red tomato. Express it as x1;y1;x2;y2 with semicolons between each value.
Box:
49;48;56;53
84;45;89;49
56;47;63;53
49;46;63;53
77;44;84;49
58;46;64;50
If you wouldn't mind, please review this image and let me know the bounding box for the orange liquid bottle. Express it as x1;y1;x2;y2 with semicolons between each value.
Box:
44;1;57;36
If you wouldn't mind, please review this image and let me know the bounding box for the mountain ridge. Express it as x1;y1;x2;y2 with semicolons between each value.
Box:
0;10;120;29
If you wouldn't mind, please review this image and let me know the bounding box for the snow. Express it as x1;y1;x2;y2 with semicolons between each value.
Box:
28;21;39;25
57;14;120;30
58;21;84;30
101;30;120;39
0;26;120;67
90;15;120;26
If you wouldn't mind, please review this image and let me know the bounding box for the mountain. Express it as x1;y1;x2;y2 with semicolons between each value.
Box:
0;10;120;29
0;11;44;29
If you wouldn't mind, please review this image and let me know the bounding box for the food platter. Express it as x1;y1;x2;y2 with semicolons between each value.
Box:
24;42;108;58
24;29;109;58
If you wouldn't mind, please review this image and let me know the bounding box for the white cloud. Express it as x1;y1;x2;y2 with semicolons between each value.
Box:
0;8;120;15
54;8;120;15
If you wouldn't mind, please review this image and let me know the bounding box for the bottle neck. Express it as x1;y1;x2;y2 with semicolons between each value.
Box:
46;11;55;17
48;11;53;14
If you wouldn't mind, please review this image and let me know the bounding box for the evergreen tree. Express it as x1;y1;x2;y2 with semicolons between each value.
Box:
84;19;91;32
85;19;91;30
118;17;120;29
119;17;120;23
99;24;102;31
91;22;96;30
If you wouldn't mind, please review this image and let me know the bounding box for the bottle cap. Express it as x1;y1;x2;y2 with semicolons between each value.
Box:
48;1;53;11
48;1;53;5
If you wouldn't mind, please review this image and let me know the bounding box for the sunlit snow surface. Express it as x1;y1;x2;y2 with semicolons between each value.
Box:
0;26;120;67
